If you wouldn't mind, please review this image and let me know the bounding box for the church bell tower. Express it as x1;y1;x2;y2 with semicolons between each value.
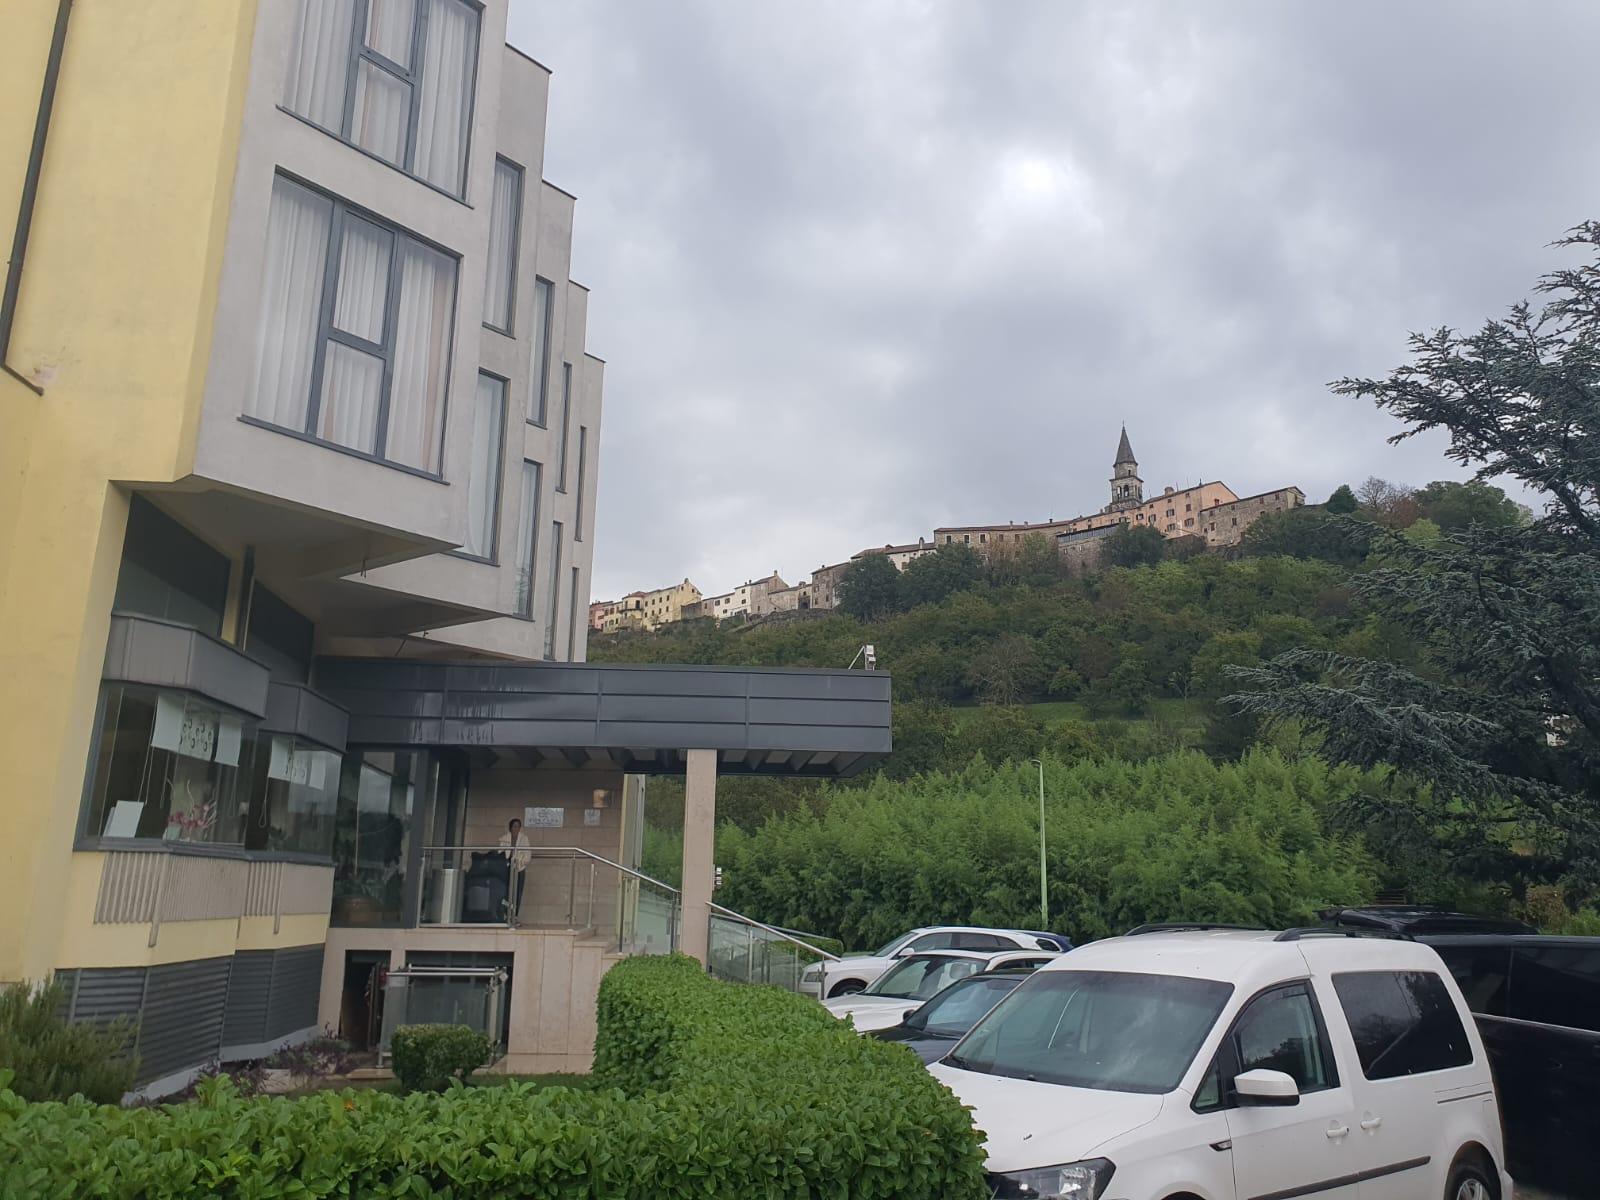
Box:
1106;425;1143;512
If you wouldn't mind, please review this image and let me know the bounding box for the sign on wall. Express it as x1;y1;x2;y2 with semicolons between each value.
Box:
583;808;602;827
524;806;564;829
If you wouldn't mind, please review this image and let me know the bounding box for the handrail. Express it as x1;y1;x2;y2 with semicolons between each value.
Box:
420;844;681;895
709;901;841;962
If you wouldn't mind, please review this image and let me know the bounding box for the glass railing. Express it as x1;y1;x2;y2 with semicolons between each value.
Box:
416;845;680;956
378;964;507;1063
707;903;839;993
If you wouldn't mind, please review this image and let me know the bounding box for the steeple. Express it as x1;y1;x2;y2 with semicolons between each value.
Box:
1115;425;1136;467
1106;425;1144;513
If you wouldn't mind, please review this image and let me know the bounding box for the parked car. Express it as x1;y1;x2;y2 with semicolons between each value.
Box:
870;968;1032;1063
802;926;1068;999
822;949;1059;1032
932;926;1511;1200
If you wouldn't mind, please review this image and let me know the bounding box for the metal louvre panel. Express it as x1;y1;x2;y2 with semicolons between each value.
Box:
135;957;230;1084
222;951;273;1047
265;945;325;1040
61;966;146;1028
157;856;246;923
95;852;164;923
242;860;283;916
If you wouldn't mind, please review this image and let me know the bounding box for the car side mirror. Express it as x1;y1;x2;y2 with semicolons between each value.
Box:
1234;1068;1300;1107
893;946;914;957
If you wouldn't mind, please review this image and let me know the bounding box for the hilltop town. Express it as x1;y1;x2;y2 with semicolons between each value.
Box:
591;427;1304;632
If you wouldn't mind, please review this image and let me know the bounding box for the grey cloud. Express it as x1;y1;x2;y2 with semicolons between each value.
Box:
507;0;1600;599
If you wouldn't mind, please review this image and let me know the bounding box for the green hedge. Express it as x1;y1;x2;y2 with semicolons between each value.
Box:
389;1024;493;1093
0;955;987;1198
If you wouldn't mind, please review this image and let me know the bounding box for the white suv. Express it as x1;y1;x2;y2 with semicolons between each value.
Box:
822;949;1060;1032
802;926;1063;999
931;928;1512;1200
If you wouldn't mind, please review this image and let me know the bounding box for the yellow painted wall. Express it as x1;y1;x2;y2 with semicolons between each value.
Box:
0;0;260;983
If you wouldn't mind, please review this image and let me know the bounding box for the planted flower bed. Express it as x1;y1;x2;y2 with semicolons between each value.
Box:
0;954;987;1198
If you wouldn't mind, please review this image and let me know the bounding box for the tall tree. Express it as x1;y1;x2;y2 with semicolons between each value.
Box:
1231;223;1600;892
1100;523;1166;569
899;542;983;607
837;553;902;620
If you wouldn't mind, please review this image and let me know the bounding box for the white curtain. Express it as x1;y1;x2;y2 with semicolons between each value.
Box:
386;240;456;471
482;160;520;329
515;462;539;616
318;342;382;453
414;0;478;195
351;60;410;167
333;216;391;342
364;0;415;66
251;177;332;432
284;0;358;131
464;375;504;558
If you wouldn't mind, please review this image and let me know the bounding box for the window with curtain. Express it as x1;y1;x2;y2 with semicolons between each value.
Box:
250;173;458;475
461;373;505;559
574;426;588;540
543;521;563;658
528;277;553;424
483;158;522;332
283;0;481;198
514;461;540;618
556;362;572;490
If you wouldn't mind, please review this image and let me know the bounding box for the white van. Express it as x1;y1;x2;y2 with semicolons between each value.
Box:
931;928;1512;1200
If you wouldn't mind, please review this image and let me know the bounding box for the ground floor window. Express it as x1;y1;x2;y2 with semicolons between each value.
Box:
331;750;426;926
82;683;256;845
243;733;341;857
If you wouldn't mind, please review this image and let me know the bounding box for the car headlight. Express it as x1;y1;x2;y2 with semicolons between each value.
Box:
988;1159;1114;1199
802;965;823;982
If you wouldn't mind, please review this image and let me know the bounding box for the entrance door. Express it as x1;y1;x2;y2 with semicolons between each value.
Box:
339;951;389;1051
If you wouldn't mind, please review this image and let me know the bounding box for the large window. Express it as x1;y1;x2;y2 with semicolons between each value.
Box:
83;684;257;846
566;566;581;660
513;461;540;618
482;158;522;331
543;521;563;658
528;278;554;424
283;0;481;197
245;586;315;683
1332;970;1474;1080
556;363;572;491
251;174;457;475
113;497;231;637
574;426;588;539
243;733;341;857
461;373;505;559
332;749;424;925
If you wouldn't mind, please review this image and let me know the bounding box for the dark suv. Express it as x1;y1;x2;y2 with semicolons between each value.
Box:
1324;906;1600;1197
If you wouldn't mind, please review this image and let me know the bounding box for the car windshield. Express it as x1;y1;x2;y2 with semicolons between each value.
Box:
944;970;1233;1093
867;955;984;999
869;932;915;957
906;975;1024;1035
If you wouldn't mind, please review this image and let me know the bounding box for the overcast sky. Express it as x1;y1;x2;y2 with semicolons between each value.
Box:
505;1;1600;601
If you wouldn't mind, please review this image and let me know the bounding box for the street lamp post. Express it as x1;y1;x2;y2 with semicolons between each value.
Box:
1029;757;1048;929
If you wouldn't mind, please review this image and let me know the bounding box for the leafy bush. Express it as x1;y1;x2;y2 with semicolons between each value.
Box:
389;1024;493;1093
717;750;1380;948
0;981;136;1104
0;957;986;1199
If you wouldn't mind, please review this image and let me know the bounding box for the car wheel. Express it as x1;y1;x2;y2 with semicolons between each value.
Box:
828;979;865;997
1445;1157;1495;1200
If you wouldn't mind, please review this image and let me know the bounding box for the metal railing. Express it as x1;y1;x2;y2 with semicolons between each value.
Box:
708;902;839;992
416;845;680;956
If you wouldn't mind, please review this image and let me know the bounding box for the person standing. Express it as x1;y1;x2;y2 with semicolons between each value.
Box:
498;818;532;925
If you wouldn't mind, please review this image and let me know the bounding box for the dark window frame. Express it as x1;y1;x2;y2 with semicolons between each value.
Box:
527;277;555;426
1192;979;1341;1113
512;458;541;620
248;171;460;479
482;155;523;334
448;369;508;565
543;520;564;659
283;0;484;203
574;425;588;540
555;361;572;491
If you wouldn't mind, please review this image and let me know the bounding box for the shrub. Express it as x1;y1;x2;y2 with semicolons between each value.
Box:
0;958;987;1198
389;1024;493;1093
0;980;136;1104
